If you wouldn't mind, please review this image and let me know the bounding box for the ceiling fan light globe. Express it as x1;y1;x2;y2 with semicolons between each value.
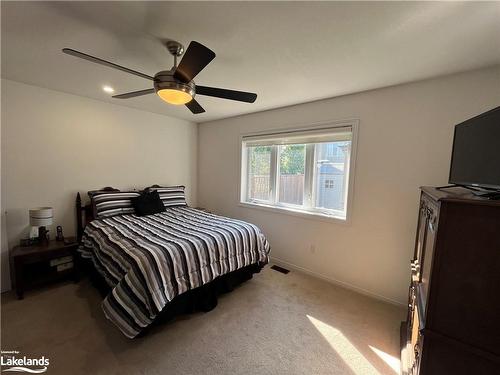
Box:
153;71;195;105
157;89;193;105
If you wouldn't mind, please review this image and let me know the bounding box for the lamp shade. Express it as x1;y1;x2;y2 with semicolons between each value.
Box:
157;88;193;105
29;207;53;227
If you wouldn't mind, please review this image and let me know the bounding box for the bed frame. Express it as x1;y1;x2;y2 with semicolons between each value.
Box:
74;186;266;337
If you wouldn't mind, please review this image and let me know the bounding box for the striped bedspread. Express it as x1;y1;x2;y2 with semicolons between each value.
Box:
79;207;270;338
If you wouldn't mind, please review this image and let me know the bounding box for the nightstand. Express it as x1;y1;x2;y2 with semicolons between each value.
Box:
10;238;80;299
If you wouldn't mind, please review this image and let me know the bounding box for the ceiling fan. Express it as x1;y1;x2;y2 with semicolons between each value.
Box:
62;40;257;114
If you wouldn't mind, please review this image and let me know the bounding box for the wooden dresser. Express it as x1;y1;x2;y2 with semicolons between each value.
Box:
400;186;500;375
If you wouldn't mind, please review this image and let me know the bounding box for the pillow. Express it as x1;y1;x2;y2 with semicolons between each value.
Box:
91;191;140;219
145;185;187;208
131;190;166;217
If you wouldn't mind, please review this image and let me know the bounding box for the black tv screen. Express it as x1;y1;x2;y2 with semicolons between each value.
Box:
449;106;500;189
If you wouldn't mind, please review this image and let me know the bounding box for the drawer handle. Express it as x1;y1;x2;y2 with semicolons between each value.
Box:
411;260;420;272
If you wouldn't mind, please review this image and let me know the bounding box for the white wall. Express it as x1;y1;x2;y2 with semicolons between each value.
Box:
1;79;198;291
198;66;500;305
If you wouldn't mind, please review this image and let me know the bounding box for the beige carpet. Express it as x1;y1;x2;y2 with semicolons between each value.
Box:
1;265;404;375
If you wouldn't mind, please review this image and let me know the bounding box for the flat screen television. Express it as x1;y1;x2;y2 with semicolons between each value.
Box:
449;106;500;190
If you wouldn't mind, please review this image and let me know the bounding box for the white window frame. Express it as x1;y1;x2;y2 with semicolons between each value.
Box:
238;119;359;224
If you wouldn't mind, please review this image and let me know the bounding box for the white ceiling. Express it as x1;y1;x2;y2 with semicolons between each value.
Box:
2;1;499;123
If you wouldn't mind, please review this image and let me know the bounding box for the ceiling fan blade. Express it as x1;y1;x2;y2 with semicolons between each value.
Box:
186;98;205;114
62;48;154;81
112;88;155;99
196;85;257;103
174;41;216;83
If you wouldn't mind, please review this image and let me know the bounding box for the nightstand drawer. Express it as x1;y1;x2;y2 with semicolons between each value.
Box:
56;261;73;272
50;256;73;267
17;247;74;264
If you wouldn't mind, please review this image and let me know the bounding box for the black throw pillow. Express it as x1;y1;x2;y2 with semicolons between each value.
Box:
131;190;166;216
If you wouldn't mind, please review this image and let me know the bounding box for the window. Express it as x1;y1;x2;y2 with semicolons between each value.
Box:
247;146;272;201
324;179;335;189
240;122;357;221
279;144;306;205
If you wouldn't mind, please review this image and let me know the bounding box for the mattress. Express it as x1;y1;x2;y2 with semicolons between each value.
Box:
79;207;270;338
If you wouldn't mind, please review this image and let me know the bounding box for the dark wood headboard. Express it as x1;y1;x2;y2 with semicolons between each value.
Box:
75;192;93;242
75;187;119;242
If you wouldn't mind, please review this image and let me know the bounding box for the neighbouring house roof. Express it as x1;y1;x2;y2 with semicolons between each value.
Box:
319;164;343;175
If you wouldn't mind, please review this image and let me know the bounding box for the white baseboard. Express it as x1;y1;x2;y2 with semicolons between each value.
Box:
270;256;405;307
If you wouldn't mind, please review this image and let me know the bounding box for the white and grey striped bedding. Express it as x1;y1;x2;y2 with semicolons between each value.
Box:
92;191;140;218
146;185;187;208
79;207;270;338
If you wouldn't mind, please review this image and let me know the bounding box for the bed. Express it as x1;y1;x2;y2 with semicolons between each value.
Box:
76;188;270;338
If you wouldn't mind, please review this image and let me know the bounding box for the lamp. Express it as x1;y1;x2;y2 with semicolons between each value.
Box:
153;70;195;105
29;207;53;244
157;88;193;105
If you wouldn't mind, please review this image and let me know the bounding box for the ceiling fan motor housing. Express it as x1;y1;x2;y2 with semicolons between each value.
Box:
154;70;195;98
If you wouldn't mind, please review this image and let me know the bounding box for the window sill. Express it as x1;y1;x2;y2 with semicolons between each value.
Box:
238;201;349;224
